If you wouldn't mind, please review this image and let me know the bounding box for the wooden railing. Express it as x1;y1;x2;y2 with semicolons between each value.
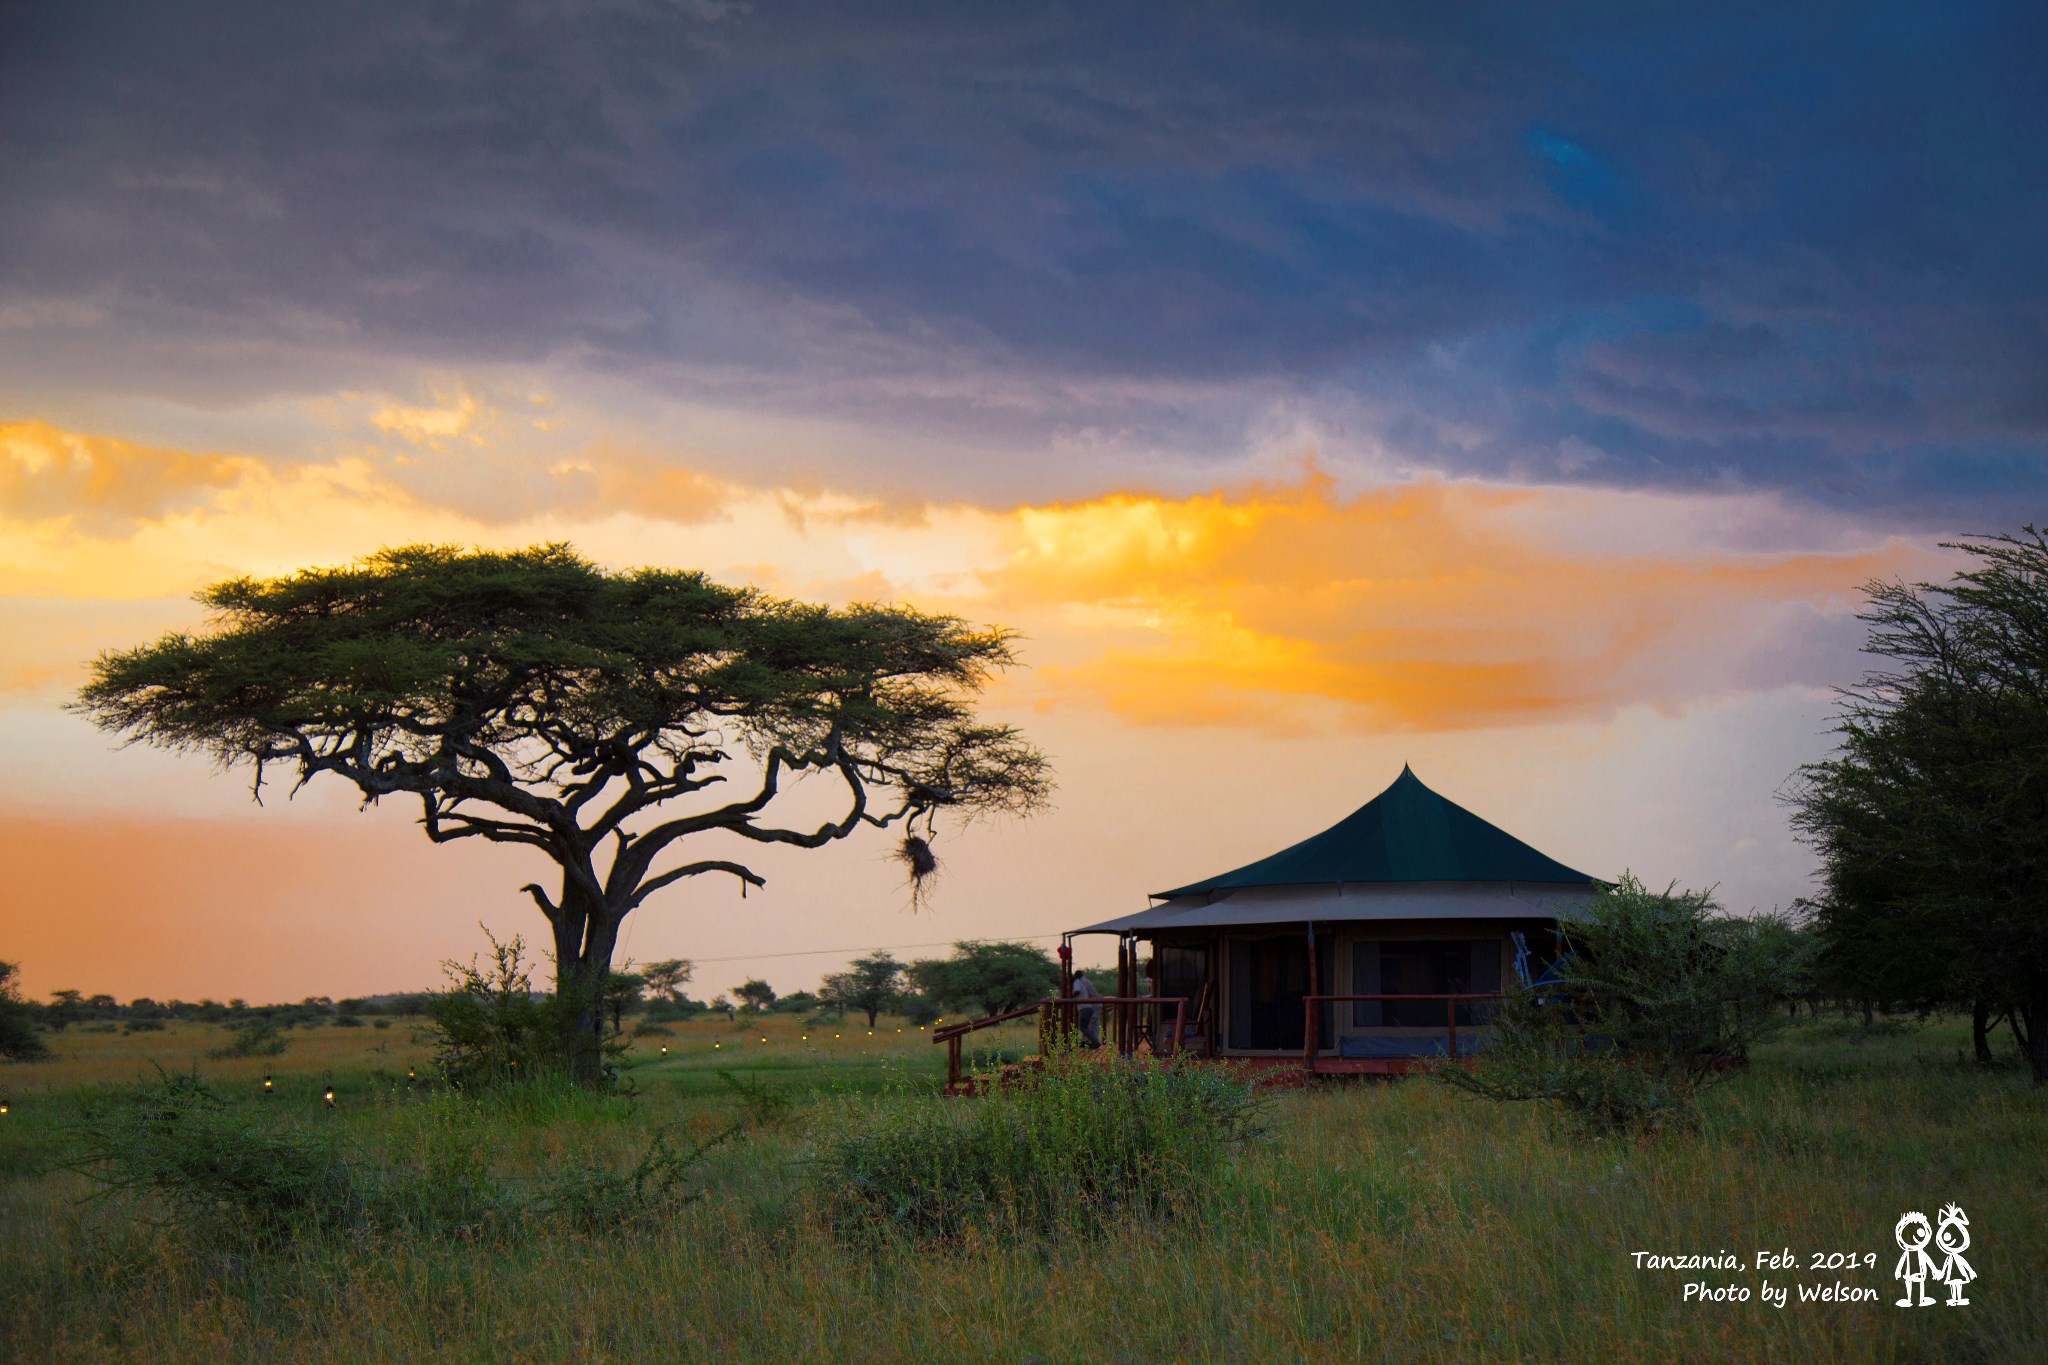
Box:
1042;995;1189;1062
1301;993;1503;1073
932;1004;1045;1091
933;995;1190;1091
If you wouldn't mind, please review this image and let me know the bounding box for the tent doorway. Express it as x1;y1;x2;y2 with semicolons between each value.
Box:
1226;935;1335;1051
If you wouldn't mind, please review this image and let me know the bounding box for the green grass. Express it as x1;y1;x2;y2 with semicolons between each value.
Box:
1;1012;2043;1362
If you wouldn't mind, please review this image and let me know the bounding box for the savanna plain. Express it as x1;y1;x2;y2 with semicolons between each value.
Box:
1;1013;2042;1364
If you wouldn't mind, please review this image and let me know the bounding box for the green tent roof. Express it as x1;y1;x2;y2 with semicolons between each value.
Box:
1153;766;1598;898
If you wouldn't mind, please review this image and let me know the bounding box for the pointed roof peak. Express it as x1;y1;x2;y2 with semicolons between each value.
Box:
1153;767;1597;898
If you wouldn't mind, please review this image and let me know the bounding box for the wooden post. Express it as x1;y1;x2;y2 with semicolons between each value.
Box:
1119;936;1135;1055
948;1034;962;1092
1447;996;1458;1061
1207;937;1221;1058
1305;920;1320;1068
1302;996;1315;1073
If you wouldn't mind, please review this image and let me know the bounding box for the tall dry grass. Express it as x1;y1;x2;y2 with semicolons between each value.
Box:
0;1013;2042;1362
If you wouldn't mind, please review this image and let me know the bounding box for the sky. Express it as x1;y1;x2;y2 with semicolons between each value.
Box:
1;1;2041;1003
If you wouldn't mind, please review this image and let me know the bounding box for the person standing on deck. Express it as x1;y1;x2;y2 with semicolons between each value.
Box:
1070;972;1103;1048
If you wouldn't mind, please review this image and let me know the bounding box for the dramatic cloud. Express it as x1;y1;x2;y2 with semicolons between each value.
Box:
0;4;2030;998
992;470;1915;731
1;2;2040;513
0;419;1918;734
0;421;257;532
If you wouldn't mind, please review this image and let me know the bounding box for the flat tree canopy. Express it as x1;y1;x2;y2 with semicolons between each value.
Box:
77;544;1052;1078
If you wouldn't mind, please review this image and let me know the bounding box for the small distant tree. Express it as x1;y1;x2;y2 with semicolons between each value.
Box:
1432;875;1807;1136
47;989;84;1032
601;972;647;1033
1;961;52;1062
642;959;695;1004
710;996;736;1021
733;979;777;1013
820;952;905;1027
908;941;1060;1019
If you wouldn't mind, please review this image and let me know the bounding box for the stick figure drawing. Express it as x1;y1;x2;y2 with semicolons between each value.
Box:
1934;1204;1974;1307
1894;1211;1936;1307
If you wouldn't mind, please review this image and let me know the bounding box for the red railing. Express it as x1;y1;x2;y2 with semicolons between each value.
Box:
1300;993;1503;1072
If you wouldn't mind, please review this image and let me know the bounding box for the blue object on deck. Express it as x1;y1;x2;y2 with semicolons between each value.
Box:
1511;930;1576;989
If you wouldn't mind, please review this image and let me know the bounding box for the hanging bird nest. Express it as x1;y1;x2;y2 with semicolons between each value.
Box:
898;834;940;909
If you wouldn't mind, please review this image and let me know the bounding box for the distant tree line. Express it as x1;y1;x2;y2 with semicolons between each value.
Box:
4;984;438;1041
0;939;1099;1063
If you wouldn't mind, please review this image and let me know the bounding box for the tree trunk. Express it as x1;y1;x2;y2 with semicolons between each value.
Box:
548;881;624;1086
1972;999;1994;1064
2027;984;2048;1086
1862;999;1875;1027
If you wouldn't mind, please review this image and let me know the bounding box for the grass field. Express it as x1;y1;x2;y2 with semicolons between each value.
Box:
1;1010;2043;1363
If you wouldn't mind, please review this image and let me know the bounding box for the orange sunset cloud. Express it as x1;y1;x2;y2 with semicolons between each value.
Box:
992;469;1912;731
1;418;1913;739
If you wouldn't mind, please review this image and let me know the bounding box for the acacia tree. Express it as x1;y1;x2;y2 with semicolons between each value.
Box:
77;544;1052;1080
641;958;694;1003
908;941;1060;1018
1788;530;2048;1082
820;951;905;1027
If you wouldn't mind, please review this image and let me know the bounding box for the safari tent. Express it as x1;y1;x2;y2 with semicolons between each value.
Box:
1059;766;1602;1076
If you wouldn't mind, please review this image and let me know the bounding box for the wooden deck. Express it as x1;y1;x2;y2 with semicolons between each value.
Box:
933;991;1499;1093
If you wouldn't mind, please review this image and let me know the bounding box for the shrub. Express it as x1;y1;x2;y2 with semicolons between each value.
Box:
65;1070;361;1240
1432;874;1807;1136
533;1125;735;1234
206;1020;290;1059
716;1069;795;1131
421;930;576;1086
121;1017;167;1034
0;961;50;1062
815;1054;1263;1242
68;1070;725;1244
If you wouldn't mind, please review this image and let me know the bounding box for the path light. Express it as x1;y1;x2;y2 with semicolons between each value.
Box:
660;1045;668;1056
262;1074;274;1093
323;1086;336;1109
1;1101;10;1116
714;1043;721;1049
406;1068;416;1083
760;1037;767;1043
